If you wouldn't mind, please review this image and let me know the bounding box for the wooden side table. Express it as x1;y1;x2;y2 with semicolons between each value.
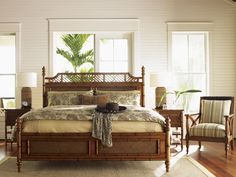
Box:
4;108;30;151
156;109;184;151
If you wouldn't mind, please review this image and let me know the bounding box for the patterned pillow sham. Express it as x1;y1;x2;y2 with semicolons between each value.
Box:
47;90;93;106
96;90;141;106
81;95;110;108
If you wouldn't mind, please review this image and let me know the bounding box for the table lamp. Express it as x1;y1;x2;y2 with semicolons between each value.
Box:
17;72;37;108
150;72;169;109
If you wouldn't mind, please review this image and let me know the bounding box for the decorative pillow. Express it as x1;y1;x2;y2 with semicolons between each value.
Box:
201;100;231;124
47;90;93;106
81;95;110;108
96;90;141;106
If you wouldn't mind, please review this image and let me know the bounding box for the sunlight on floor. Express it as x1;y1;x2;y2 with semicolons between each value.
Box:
0;142;5;161
0;141;206;177
153;145;201;177
187;145;202;155
0;152;4;161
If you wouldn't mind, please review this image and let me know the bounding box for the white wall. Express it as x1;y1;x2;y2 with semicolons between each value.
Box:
0;0;235;109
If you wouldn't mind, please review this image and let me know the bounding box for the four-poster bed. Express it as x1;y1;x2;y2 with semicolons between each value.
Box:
16;66;171;172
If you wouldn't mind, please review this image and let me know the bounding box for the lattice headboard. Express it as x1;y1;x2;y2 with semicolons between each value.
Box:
42;67;145;107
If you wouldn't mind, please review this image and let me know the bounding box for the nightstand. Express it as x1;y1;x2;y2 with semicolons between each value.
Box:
156;109;184;151
4;108;30;151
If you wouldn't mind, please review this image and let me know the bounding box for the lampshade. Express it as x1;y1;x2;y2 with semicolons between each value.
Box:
150;72;170;87
18;72;37;87
149;73;158;87
150;72;171;108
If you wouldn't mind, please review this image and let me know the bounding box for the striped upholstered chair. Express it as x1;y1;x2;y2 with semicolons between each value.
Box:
186;96;234;157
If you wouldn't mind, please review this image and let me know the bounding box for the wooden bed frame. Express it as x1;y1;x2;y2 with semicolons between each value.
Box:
16;66;171;172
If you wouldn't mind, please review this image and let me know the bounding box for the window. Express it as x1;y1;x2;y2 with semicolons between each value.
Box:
52;32;131;74
0;35;16;100
1;97;15;108
99;39;129;72
167;22;212;112
97;33;131;72
53;33;95;75
170;32;209;112
49;19;139;75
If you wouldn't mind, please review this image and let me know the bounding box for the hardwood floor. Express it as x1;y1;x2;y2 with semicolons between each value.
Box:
171;141;236;177
0;140;235;177
188;142;236;177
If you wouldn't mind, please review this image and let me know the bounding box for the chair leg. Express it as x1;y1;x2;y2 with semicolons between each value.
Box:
5;141;7;155
11;141;13;152
230;139;234;150
198;141;201;150
186;137;189;154
225;141;228;158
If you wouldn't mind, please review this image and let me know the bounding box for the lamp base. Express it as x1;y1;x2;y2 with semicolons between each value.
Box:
21;87;32;108
155;87;167;108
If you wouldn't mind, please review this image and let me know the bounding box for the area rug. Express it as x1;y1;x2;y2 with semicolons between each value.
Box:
0;156;215;177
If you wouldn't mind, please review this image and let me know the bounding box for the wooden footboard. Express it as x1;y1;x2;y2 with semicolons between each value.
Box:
17;117;170;172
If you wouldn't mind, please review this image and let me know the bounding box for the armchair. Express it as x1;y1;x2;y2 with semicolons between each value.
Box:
186;96;234;157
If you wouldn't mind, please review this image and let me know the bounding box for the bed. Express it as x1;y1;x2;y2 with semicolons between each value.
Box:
16;66;171;172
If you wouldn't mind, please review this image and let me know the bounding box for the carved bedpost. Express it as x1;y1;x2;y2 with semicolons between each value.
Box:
42;66;45;107
165;117;171;172
141;66;145;107
16;117;22;172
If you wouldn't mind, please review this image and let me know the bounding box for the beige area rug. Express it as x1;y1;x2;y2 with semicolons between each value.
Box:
0;156;215;177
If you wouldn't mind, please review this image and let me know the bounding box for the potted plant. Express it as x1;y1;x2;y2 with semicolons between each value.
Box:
159;89;202;112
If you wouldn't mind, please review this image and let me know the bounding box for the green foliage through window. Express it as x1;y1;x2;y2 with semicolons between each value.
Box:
56;34;94;73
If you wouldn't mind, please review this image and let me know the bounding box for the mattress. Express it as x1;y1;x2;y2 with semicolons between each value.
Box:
22;119;163;133
20;105;165;133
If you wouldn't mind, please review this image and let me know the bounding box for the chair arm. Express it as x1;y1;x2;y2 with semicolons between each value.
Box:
185;113;200;117
224;114;234;122
185;113;200;135
228;114;234;119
